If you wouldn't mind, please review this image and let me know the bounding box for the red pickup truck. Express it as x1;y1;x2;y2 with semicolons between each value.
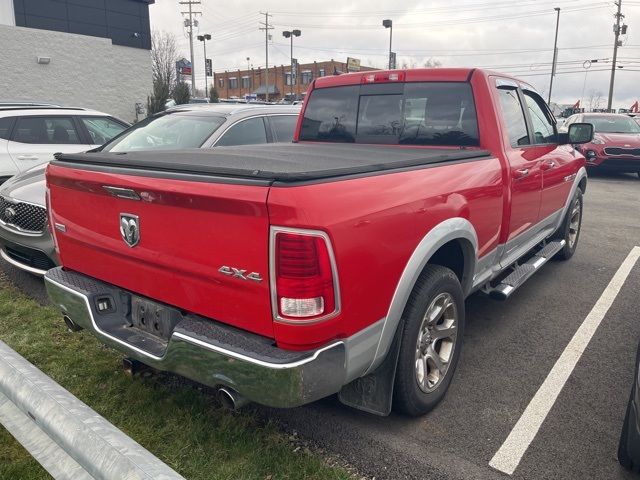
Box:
44;69;593;416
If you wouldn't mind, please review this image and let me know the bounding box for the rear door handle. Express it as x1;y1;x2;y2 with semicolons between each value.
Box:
514;168;530;179
17;155;39;161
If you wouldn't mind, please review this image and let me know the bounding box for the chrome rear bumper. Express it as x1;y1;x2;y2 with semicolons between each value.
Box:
44;267;347;408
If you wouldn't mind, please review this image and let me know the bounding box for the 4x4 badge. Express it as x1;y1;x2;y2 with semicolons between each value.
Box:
119;213;140;247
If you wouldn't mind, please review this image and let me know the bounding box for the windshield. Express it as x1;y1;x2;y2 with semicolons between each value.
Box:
102;113;226;152
584;115;640;134
299;82;479;147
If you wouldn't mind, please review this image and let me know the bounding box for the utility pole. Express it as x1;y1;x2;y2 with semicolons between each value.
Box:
179;0;201;96
607;0;625;110
548;7;561;104
259;12;273;102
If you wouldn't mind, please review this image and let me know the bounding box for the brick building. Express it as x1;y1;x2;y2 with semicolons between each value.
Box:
213;59;377;101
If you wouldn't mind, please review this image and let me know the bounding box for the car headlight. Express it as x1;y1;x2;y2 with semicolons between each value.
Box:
591;136;605;145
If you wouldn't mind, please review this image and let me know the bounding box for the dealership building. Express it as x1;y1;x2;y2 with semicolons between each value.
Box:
0;0;154;123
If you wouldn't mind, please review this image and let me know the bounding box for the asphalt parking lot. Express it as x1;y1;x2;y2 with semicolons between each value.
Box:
2;171;639;480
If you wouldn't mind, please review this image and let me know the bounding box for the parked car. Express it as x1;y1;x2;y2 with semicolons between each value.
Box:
619;342;640;472
99;104;300;152
0;104;300;275
0;107;128;274
564;113;640;178
0;106;128;184
44;68;592;416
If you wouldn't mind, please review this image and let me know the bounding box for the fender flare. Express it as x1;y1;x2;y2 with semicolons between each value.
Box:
363;217;478;374
552;166;587;232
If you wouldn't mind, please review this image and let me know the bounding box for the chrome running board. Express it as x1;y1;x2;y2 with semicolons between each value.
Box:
489;240;565;301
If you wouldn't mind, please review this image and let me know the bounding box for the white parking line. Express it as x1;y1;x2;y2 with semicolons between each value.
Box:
489;246;640;475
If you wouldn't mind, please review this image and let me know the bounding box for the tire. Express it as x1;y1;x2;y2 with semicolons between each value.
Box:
554;189;583;260
393;265;465;416
619;393;635;471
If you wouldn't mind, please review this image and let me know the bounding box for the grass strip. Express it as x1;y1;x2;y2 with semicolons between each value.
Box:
0;277;350;480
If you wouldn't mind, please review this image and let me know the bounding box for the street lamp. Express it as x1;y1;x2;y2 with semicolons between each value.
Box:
197;34;211;98
382;19;393;69
548;8;561;104
282;29;301;100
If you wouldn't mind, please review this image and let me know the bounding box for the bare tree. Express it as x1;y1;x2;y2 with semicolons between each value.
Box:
588;90;604;111
151;30;178;92
424;57;442;68
400;57;441;69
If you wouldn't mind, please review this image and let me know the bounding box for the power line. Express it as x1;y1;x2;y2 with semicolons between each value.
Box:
270;0;586;17
270;4;608;30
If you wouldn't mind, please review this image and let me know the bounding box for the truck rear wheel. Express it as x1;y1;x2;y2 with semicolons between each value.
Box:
554;189;583;261
393;265;465;416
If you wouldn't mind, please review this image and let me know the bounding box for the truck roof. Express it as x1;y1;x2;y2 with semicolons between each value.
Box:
313;67;533;91
54;143;491;183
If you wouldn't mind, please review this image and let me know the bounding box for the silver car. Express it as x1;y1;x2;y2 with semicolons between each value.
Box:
0;104;301;275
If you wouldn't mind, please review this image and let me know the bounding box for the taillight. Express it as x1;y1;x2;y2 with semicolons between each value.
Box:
271;228;339;323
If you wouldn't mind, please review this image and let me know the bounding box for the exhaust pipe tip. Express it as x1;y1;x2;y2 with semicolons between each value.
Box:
218;387;249;410
63;315;82;332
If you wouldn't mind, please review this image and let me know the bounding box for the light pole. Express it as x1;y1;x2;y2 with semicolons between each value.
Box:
282;29;301;100
197;34;211;98
548;8;561;104
382;19;393;69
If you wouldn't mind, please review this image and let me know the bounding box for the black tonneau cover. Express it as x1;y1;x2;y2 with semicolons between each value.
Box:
54;143;491;183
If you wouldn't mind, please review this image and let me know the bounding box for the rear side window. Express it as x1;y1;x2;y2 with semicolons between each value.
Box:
497;89;530;147
13;116;82;144
269;115;298;143
102;113;225;152
216;117;267;146
299;82;479;146
80;117;127;145
0;117;14;140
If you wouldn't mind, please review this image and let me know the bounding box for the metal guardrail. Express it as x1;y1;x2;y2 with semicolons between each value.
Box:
0;340;185;480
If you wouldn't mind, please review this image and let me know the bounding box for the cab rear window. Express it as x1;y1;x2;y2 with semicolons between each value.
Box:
299;82;479;147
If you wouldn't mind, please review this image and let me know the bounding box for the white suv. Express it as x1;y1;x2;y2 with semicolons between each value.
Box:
0;106;128;183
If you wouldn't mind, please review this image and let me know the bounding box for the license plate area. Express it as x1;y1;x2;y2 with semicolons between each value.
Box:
130;296;182;341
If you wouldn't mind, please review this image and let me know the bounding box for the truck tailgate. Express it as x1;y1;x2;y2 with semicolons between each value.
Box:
46;163;274;338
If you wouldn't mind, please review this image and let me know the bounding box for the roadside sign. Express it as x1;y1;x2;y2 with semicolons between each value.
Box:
347;57;361;72
176;58;193;77
389;52;397;70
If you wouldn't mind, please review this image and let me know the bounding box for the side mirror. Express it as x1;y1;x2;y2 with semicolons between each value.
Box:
559;123;593;145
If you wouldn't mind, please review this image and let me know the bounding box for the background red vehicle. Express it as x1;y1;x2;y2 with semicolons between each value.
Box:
44;68;593;416
564;112;640;178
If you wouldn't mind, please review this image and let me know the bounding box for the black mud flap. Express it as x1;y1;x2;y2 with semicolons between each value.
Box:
338;320;403;416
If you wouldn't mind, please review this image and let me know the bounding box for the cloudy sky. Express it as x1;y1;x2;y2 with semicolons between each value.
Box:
149;0;640;108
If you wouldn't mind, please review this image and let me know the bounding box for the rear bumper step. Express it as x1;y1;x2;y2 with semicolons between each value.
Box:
44;267;347;408
489;240;565;301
